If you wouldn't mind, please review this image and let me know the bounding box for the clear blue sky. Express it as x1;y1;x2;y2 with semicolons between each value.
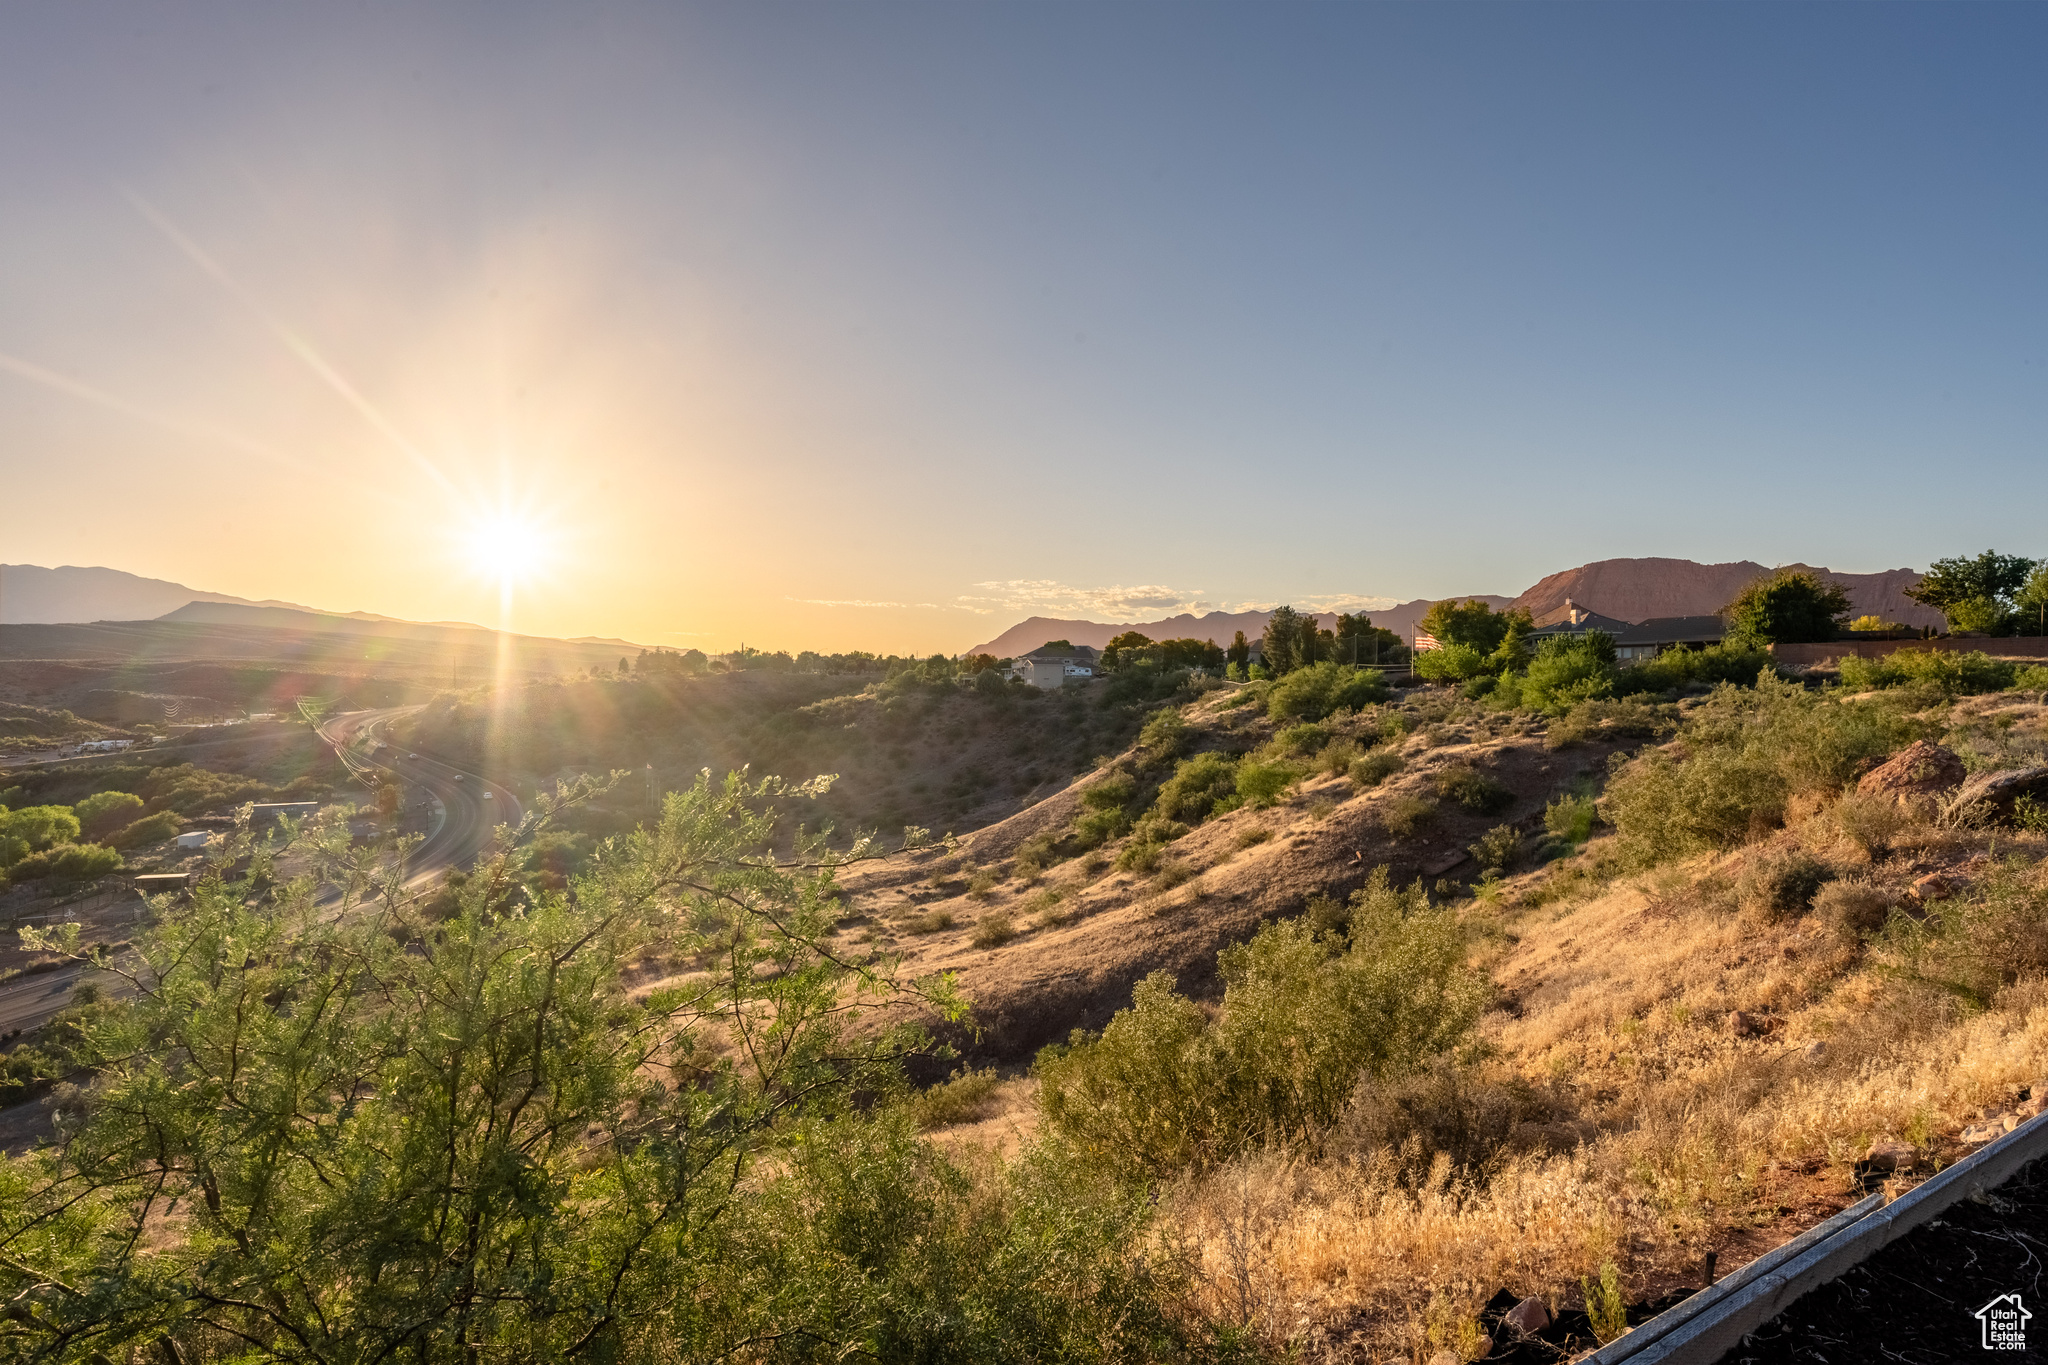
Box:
1;3;2042;650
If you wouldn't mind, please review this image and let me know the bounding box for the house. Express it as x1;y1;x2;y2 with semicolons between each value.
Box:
1523;599;1633;649
1010;643;1099;689
1612;615;1727;663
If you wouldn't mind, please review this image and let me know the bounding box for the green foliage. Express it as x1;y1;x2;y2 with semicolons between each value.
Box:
0;804;80;856
1616;642;1774;694
1349;750;1406;789
1468;824;1520;876
1414;642;1493;684
972;911;1019;948
4;841;122;882
106;811;182;850
1115;840;1166;874
1906;550;2037;630
1381;795;1437;837
1137;708;1188;765
1039;870;1482;1176
1232;759;1297;808
1269;722;1331;757
1519;632;1619;715
1072;771;1139;848
1417;599;1513;654
1260;605;1306;676
1543;792;1599;845
1545;696;1676;749
1604;677;1913;863
72;790;143;836
1434;765;1512;814
1724;569;1852;646
1153;751;1240;824
1582;1260;1628;1345
1836;649;2022;696
1265;662;1389;721
2015;665;2048;692
0;775;1213;1364
911;1068;1004;1129
0;785;23;808
1104;634;1227;673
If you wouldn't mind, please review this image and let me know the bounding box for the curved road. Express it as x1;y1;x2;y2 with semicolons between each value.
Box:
0;710;518;1036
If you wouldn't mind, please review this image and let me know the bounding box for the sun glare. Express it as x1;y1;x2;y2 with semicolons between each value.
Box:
460;511;557;591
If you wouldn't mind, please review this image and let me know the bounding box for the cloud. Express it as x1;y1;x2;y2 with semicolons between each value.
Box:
959;580;1217;622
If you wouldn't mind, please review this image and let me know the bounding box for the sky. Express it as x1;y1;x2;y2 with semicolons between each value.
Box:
1;3;2043;655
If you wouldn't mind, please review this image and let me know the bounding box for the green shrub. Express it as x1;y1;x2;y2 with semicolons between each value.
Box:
107;811;182;850
1115;841;1165;874
1152;861;1194;892
971;912;1018;948
1233;826;1273;849
1232;760;1297;808
1266;662;1389;722
1545;697;1674;749
1136;709;1187;766
1738;848;1835;921
0;804;81;854
1836;649;2017;696
73;790;144;836
1269;722;1332;757
5;842;122;882
1813;880;1893;941
1349;750;1406;789
908;909;955;935
1832;788;1909;856
1435;765;1512;814
1071;771;1138;848
1151;751;1239;824
1543;792;1598;845
1038;869;1483;1175
1414;644;1493;685
1518;634;1619;715
910;1068;1004;1129
1012;832;1058;882
1617;643;1773;694
1469;824;1520;876
1382;795;1437;837
966;869;997;901
1604;677;1913;864
1128;813;1190;845
2015;665;2048;692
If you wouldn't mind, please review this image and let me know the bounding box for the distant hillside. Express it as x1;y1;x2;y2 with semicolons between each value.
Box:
968;557;1943;656
1509;558;1942;630
0;564;333;624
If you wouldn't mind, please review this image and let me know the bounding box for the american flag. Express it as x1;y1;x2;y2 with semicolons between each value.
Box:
1413;629;1441;652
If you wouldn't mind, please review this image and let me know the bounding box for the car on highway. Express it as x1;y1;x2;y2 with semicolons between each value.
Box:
483;791;493;799
409;752;419;759
454;774;465;782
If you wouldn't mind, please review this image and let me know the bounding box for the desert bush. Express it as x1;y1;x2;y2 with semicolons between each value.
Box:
1129;813;1191;847
1234;827;1273;849
73;790;144;836
1519;634;1619;715
1332;1061;1529;1177
1831;788;1909;857
1011;831;1058;882
0;804;81;856
2016;664;2048;692
1349;751;1405;790
106;812;182;850
1030;888;1074;927
1435;765;1512;814
1153;861;1195;892
1152;751;1239;825
4;842;122;883
1232;760;1297;808
1071;774;1138;848
1316;738;1363;778
1737;848;1835;921
965;868;997;901
1413;644;1493;685
971;912;1018;949
1137;709;1188;767
1038;870;1484;1175
1382;795;1437;837
1266;662;1389;722
1836;649;2017;696
1813;880;1893;941
1583;1261;1628;1345
1116;840;1166;874
1617;643;1774;694
1876;857;2048;1005
1469;824;1520;876
1545;697;1673;749
1268;722;1331;758
1543;792;1598;845
1605;677;1913;864
908;908;956;935
911;1068;1005;1129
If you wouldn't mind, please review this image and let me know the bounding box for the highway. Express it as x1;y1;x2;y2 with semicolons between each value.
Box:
0;709;519;1037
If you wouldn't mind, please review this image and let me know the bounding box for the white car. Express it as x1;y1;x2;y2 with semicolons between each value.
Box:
482;791;493;800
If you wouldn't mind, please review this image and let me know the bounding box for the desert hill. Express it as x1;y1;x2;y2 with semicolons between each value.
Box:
967;557;1941;656
0;563;378;626
1510;557;1941;630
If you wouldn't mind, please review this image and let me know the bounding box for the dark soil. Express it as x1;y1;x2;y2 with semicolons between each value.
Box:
1716;1156;2048;1363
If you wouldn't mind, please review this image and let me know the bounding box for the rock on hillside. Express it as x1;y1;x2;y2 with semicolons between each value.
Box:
1510;558;1942;631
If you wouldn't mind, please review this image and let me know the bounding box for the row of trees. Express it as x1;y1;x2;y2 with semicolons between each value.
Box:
1905;550;2048;635
1255;607;1406;676
1099;633;1226;672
